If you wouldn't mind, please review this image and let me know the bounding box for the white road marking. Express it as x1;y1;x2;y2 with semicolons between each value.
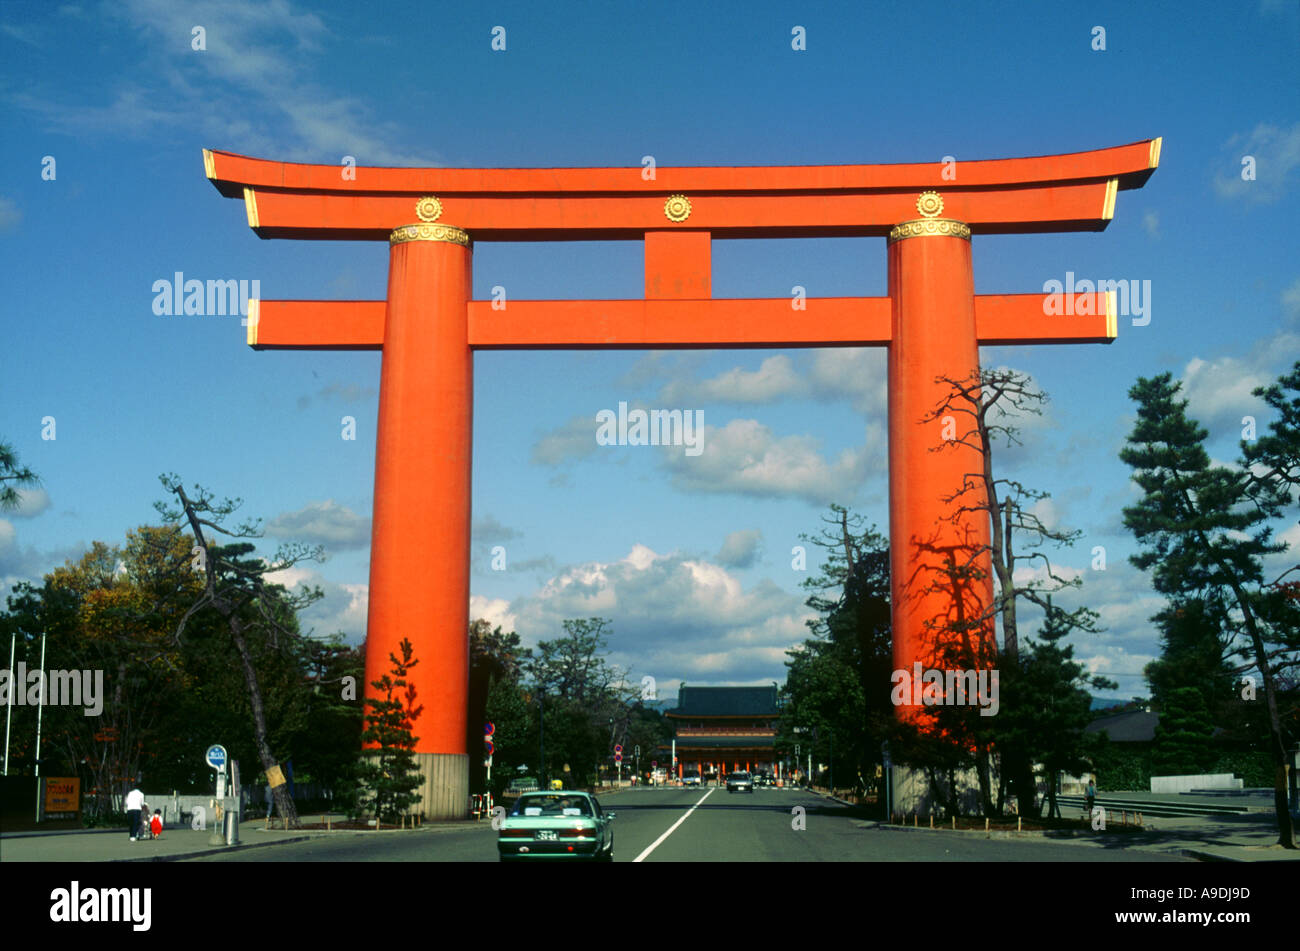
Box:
633;787;715;863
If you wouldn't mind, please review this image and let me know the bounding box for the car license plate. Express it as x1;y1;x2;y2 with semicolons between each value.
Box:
536;830;557;841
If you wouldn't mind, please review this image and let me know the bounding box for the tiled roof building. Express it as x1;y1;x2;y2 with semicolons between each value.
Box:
662;685;785;783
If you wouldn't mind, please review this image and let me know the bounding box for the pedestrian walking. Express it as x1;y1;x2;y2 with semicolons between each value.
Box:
124;786;144;841
149;809;163;840
1085;776;1097;818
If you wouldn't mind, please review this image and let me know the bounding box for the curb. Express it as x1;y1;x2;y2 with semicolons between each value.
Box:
869;821;1075;840
112;833;322;862
1;828;129;840
1175;848;1243;863
862;818;1285;860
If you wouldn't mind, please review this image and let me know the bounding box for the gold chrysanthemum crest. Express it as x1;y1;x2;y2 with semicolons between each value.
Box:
415;196;443;222
917;191;944;218
664;194;692;222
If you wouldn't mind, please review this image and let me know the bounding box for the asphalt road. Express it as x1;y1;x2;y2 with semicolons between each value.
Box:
184;786;1189;862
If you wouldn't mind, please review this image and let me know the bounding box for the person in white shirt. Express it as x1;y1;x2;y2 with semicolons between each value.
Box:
124;786;145;841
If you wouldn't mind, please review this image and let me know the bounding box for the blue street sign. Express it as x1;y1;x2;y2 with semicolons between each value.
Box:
205;744;227;771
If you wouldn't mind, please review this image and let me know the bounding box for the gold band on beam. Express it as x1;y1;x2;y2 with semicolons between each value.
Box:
887;218;971;244
246;298;260;347
390;223;470;246
243;187;260;229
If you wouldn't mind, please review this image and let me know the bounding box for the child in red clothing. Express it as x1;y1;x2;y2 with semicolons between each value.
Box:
149;810;163;839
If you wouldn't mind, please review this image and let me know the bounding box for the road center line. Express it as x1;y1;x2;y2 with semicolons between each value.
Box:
633;787;715;863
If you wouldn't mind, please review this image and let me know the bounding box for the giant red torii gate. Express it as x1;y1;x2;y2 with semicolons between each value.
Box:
205;138;1159;817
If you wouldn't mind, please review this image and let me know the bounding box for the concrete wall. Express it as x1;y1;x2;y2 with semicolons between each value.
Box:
889;764;986;815
1150;773;1242;793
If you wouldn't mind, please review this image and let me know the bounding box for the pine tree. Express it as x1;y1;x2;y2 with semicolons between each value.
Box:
1151;686;1216;776
356;638;424;824
1121;373;1296;848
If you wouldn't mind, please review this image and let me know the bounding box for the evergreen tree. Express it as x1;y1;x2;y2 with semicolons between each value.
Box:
1121;373;1297;848
0;439;39;511
781;506;892;797
356;638;424;823
1150;686;1217;776
990;601;1115;818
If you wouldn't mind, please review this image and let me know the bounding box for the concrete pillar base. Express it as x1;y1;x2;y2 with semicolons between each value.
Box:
415;753;469;819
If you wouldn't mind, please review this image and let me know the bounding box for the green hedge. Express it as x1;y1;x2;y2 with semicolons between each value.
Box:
1208;752;1273;788
1092;747;1150;791
1091;746;1273;791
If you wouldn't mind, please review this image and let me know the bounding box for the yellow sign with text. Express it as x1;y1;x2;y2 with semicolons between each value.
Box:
44;777;80;813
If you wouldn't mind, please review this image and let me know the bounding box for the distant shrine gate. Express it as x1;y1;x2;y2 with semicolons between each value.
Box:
204;140;1160;817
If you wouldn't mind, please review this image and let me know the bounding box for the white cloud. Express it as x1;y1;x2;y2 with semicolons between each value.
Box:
509;544;814;685
1213;121;1300;204
807;349;888;415
266;500;370;550
470;595;517;634
715;529;763;569
530;415;601;466
14;0;441;166
265;565;368;641
661;417;881;506
661;354;807;405
6;488;51;519
641;349;888;416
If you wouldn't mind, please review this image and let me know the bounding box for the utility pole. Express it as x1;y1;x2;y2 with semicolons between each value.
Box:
33;632;46;822
4;632;14;775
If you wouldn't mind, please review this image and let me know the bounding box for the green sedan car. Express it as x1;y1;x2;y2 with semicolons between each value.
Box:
497;791;616;862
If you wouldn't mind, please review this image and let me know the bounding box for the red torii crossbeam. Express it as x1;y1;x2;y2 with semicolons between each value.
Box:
206;139;1159;817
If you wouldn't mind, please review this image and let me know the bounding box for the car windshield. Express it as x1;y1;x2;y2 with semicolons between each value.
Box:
511;794;593;817
732;773;750;779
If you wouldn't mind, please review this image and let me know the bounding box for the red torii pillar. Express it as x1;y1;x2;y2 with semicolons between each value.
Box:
887;215;991;679
205;139;1159;817
368;223;474;813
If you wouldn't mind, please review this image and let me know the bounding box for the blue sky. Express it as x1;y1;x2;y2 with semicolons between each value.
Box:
2;0;1297;702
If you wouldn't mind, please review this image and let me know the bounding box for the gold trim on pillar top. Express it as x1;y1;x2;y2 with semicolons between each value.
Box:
389;223;471;246
887;218;971;244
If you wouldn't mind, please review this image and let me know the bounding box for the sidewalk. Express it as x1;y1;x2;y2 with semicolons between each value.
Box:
811;790;1300;862
0;815;482;862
